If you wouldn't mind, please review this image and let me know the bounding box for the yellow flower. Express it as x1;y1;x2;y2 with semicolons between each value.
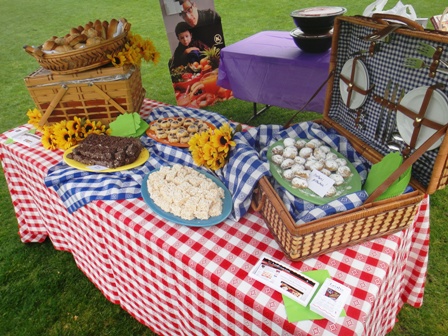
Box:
107;31;160;68
188;123;236;171
191;147;206;166
210;124;236;154
41;125;58;150
53;121;77;150
27;108;42;130
108;51;127;67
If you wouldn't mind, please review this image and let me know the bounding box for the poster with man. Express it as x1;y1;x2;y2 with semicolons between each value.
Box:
159;0;233;108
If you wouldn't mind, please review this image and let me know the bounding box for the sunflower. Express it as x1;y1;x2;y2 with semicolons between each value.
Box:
191;147;206;166
72;116;85;141
210;153;227;171
41;126;58;150
26;108;42;130
108;51;127;67
188;123;236;171
53;121;77;150
108;31;159;68
210;124;236;154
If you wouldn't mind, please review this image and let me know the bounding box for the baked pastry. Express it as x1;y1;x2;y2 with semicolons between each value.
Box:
292;177;308;189
299;147;313;158
269;137;354;198
283;138;296;147
280;158;295;170
42;40;57;51
149;117;211;144
283;146;298;159
187;124;198;133
283;169;295;180
146;164;225;220
107;18;119;39
67;134;143;168
271;145;284;155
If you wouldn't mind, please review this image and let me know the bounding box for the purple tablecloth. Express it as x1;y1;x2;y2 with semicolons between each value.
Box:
218;30;331;113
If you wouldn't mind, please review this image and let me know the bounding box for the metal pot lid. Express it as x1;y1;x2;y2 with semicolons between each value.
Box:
291;7;347;18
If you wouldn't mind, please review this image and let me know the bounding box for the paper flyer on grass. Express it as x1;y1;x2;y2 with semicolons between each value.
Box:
249;255;320;307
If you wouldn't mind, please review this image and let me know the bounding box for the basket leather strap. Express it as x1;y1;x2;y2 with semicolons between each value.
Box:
395;83;446;156
365;121;448;203
283;70;334;128
339;57;374;109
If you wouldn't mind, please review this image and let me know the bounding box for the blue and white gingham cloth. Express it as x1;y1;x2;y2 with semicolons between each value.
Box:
45;106;372;224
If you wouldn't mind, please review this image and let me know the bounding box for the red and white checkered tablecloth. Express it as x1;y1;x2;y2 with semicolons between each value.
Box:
0;99;430;336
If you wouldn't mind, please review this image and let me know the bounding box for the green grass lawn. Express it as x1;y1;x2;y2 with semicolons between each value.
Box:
1;0;447;335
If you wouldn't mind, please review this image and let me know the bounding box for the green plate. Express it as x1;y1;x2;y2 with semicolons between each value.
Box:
267;138;362;205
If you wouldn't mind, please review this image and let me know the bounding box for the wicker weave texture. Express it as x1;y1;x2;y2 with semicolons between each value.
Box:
255;177;423;261
24;32;128;75
25;66;144;126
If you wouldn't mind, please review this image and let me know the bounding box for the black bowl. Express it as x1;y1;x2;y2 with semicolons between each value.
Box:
290;28;333;53
291;6;346;35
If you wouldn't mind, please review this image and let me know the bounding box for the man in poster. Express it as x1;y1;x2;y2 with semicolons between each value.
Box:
161;0;232;108
178;0;225;49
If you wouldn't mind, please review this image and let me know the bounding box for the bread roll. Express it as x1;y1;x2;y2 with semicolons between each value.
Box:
84;28;98;38
94;22;103;38
70;27;80;35
54;36;66;45
101;21;108;39
54;45;73;53
86;36;103;47
67;34;87;47
42;40;57;51
72;43;86;50
107;18;119;39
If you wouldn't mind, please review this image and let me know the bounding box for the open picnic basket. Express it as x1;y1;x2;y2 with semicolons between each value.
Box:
252;14;448;261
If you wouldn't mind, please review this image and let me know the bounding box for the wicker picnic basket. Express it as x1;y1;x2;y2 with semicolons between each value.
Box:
23;20;131;75
252;14;448;261
24;65;145;127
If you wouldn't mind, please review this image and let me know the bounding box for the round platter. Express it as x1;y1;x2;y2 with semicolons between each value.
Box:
63;147;149;173
141;168;232;227
145;117;216;148
339;58;370;109
396;86;448;151
267;138;362;205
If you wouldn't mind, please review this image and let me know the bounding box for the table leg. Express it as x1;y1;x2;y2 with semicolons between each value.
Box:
247;103;271;123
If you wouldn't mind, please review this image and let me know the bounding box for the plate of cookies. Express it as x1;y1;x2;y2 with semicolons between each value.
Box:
146;117;216;147
267;137;361;205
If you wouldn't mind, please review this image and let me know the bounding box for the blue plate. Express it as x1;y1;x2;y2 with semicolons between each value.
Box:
141;167;233;227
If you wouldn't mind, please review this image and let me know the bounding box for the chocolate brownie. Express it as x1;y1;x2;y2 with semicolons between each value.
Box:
67;134;144;168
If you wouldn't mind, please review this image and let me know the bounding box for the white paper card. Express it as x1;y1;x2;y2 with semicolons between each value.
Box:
310;278;351;323
12;132;41;147
249;254;320;307
3;126;30;139
308;170;335;197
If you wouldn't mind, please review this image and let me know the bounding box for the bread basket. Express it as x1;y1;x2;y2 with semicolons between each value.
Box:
23;21;131;75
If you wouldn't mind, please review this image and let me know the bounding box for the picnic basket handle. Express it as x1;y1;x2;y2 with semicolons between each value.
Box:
371;13;424;31
250;186;266;212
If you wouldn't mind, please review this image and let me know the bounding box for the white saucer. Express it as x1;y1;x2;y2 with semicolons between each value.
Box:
339;58;370;109
396;86;448;151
